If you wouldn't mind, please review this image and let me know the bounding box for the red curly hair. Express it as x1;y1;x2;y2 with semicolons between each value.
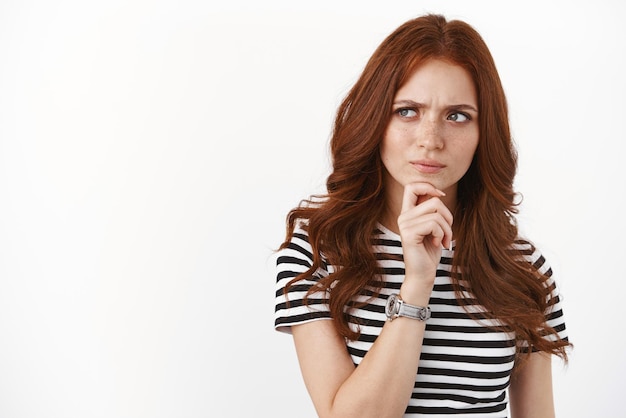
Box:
280;14;570;363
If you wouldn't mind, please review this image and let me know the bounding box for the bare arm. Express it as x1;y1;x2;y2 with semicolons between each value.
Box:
292;286;431;418
291;183;453;418
509;352;555;418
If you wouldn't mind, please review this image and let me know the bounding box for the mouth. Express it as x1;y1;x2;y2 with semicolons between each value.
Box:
411;159;445;174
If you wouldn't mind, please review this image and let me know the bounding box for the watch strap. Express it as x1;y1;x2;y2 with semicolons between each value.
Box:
386;293;431;321
398;300;431;321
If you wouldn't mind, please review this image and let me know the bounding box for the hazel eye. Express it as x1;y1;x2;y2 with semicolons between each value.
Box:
395;108;417;118
448;112;470;122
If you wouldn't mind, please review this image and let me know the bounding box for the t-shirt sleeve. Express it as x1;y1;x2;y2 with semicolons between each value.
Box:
516;241;569;350
274;227;332;334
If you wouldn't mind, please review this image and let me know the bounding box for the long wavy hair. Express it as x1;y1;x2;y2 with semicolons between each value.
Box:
280;14;570;363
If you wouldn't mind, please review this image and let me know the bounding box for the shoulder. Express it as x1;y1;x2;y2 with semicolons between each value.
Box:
279;226;314;262
277;224;328;271
510;238;564;310
510;238;552;277
275;223;331;287
274;224;333;333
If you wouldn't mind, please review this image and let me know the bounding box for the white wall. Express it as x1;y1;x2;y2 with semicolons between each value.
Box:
0;0;624;416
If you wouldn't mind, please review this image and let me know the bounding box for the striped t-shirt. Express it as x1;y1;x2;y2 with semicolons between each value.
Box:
274;223;568;417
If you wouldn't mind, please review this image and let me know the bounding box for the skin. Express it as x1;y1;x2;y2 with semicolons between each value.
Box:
510;353;556;418
379;59;479;285
291;59;556;418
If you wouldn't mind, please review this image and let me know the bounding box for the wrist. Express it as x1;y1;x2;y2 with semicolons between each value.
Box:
399;278;434;307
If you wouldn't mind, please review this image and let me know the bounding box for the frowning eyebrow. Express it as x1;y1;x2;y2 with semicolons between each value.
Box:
392;99;478;113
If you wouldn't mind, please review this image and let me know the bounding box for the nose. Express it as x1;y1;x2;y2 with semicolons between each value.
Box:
416;118;444;150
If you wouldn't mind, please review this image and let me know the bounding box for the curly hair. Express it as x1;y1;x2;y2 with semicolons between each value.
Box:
280;14;570;363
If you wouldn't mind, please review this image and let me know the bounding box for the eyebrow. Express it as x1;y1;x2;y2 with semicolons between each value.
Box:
392;99;479;113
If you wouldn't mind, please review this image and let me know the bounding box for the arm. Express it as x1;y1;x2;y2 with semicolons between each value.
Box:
291;183;453;418
508;352;555;418
292;284;431;418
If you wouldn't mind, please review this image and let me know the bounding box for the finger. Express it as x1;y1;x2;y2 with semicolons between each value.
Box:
429;221;452;250
426;213;453;250
398;200;454;242
401;183;445;214
399;213;453;247
404;196;454;228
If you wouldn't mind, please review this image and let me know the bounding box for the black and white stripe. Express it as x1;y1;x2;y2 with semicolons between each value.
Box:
274;224;568;417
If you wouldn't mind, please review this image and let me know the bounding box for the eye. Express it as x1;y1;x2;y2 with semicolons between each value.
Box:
447;112;471;122
395;108;417;118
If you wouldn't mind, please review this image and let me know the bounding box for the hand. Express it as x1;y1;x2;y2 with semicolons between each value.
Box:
397;182;454;285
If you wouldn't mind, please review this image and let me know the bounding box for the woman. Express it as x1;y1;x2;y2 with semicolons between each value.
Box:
274;14;570;418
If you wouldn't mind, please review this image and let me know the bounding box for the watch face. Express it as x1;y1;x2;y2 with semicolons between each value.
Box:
385;294;398;318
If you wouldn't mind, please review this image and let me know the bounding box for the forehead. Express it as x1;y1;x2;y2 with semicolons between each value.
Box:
395;59;477;105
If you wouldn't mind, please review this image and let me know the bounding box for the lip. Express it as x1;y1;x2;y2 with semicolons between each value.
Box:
410;159;446;174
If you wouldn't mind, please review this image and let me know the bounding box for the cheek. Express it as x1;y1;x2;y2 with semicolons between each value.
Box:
455;131;479;161
380;127;410;157
379;133;397;164
378;143;388;165
379;146;394;172
466;139;479;159
462;145;478;168
449;138;479;174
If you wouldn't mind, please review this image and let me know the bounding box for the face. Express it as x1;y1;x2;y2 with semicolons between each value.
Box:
380;59;479;209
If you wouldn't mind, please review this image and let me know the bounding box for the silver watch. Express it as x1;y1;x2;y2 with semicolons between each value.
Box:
385;294;431;321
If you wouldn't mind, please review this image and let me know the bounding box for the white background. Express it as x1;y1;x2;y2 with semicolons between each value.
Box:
0;0;624;417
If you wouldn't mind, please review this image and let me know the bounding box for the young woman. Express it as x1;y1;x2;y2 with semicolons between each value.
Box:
274;14;570;418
